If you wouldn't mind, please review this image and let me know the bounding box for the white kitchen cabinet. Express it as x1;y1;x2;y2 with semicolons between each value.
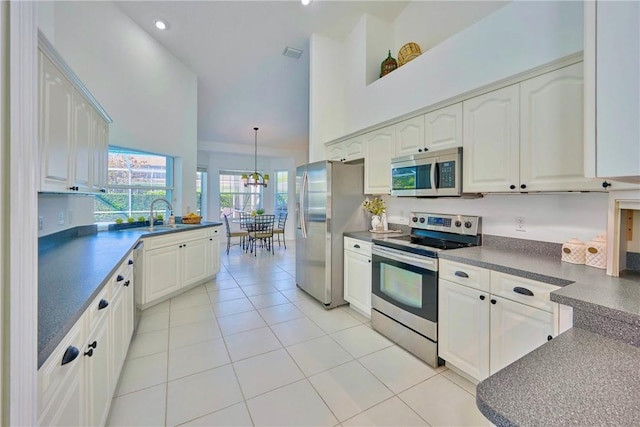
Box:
39;51;74;192
326;137;365;162
463;84;520;193
438;279;490;381
364;126;395;194
343;237;372;318
144;244;182;303
520;63;601;192
584;1;640;182
83;288;113;427
110;253;134;383
438;259;570;382
464;65;603;193
394;116;424;157
139;227;222;308
38;317;85;426
489;295;554;376
424;103;463;152
38;34;111;194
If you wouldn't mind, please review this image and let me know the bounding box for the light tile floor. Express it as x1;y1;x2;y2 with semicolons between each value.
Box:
107;242;490;427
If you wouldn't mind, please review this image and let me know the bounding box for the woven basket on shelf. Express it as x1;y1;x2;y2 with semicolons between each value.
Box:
181;216;202;224
398;42;422;67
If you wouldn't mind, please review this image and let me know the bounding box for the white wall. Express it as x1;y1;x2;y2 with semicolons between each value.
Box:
38;1;198;216
383;193;608;244
38;194;95;237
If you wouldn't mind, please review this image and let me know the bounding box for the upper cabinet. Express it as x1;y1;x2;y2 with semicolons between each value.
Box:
424;103;463;153
464;64;603;193
394;116;424;157
38;32;112;194
325;136;365;163
584;1;640;183
364;125;395;195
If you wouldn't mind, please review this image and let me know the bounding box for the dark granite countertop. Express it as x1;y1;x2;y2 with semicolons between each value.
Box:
476;327;640;427
38;222;221;368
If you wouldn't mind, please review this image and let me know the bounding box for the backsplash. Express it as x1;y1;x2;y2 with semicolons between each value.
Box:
38;193;95;237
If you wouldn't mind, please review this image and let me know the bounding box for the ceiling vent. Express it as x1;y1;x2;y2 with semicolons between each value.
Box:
283;47;303;59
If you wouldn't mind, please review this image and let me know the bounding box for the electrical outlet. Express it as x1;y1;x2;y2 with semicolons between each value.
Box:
58;211;65;226
38;216;43;231
515;216;526;232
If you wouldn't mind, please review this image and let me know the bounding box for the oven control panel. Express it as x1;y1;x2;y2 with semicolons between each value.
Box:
410;212;481;236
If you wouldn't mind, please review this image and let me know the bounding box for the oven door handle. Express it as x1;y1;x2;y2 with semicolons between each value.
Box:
372;246;437;271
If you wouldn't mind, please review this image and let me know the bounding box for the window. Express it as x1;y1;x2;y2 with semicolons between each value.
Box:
94;147;174;222
274;170;288;214
196;168;207;216
219;170;263;219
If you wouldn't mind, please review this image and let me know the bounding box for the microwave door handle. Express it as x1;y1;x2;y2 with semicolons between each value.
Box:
433;161;440;190
430;160;437;191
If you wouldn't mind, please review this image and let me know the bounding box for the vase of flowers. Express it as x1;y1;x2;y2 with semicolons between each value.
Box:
363;197;386;231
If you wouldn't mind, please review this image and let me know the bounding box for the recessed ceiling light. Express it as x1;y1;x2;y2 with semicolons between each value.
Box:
283;47;303;59
155;20;168;30
301;0;312;5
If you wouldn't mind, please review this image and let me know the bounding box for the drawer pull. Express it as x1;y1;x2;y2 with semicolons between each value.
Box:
547;335;553;341
116;274;125;282
513;287;534;297
98;299;109;310
128;259;134;265
88;341;97;349
124;280;131;287
84;349;93;357
354;244;361;249
454;271;469;278
479;295;485;301
491;299;497;305
61;346;79;365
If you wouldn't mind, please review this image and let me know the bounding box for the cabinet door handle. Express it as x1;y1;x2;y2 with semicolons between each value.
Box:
98;299;109;310
479;295;485;301
88;341;97;349
520;184;527;190
547;335;553;341
513;286;534;297
84;349;94;357
454;271;469;278
602;181;611;188
368;259;372;263
61;346;79;365
418;149;423;152
209;238;213;241
124;280;130;287
509;185;516;190
490;299;497;305
354;244;361;249
116;274;125;282
128;259;134;265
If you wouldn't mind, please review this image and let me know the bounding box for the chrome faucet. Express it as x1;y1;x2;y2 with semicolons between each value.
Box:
149;198;173;230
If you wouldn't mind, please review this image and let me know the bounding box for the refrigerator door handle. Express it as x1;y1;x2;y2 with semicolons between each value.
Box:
300;170;308;238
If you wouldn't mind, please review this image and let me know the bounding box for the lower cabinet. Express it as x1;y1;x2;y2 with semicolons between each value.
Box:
438;259;571;382
38;252;135;427
138;226;222;308
343;237;372;317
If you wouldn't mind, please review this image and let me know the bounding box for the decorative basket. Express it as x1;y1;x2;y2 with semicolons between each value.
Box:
380;50;398;78
561;238;586;264
181;215;202;224
585;234;607;269
398;42;422;67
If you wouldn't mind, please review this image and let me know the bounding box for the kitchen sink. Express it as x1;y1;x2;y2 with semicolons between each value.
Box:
146;224;196;231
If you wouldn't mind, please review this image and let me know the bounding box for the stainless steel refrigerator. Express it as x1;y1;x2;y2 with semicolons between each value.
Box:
296;160;368;308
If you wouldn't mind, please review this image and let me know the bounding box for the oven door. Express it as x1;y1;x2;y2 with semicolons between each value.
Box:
371;245;438;334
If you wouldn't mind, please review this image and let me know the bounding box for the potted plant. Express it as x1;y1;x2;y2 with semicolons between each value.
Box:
256;208;265;215
137;216;146;223
362;197;386;231
115;218;124;224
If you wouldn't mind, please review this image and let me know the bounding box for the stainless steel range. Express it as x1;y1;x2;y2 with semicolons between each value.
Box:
371;212;481;368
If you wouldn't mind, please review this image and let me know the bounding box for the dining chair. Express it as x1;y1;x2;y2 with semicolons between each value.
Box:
273;212;288;249
223;214;248;254
248;214;275;256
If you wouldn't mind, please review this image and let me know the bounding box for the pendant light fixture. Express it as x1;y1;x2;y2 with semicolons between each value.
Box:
241;127;269;187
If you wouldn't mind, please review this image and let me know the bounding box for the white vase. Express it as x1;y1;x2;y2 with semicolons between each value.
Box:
381;213;388;231
371;215;382;231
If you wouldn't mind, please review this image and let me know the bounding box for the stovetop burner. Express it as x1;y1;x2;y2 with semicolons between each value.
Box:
372;212;482;257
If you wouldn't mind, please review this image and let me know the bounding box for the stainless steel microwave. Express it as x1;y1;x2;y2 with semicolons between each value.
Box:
390;147;462;197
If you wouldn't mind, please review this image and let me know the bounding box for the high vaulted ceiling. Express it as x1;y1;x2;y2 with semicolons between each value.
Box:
116;1;506;155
